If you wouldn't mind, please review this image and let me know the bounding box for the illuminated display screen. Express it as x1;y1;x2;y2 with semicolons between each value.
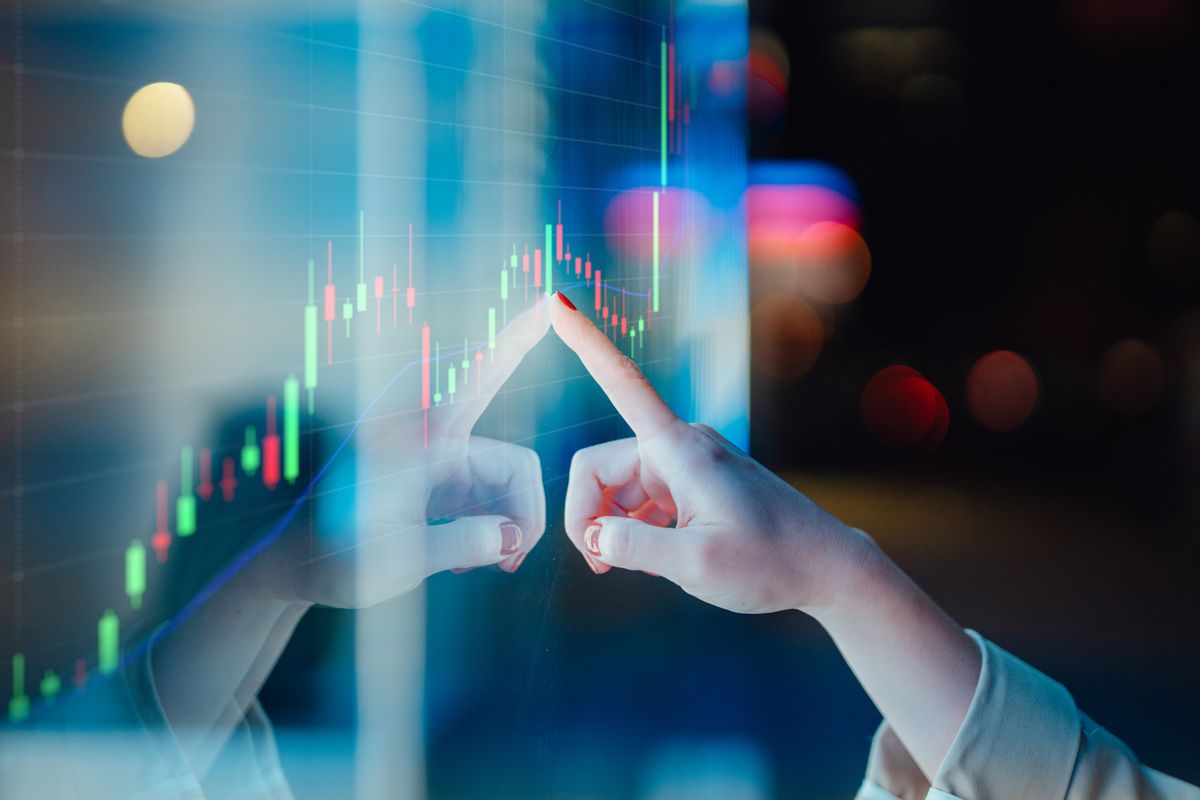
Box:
0;0;747;795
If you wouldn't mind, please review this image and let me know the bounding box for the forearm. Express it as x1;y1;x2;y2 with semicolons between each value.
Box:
808;541;981;780
151;552;310;775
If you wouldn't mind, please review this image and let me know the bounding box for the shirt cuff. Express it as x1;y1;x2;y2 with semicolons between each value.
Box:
930;630;1081;800
857;779;903;800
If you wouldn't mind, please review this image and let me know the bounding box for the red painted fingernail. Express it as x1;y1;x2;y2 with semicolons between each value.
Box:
584;523;602;556
583;552;605;574
500;523;522;555
556;291;576;310
499;551;527;574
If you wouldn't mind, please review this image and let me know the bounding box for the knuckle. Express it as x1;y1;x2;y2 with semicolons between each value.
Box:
522;446;543;480
691;431;727;466
569;446;595;479
616;353;645;380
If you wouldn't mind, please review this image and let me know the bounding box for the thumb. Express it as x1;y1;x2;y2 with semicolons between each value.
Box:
420;515;523;577
586;516;682;579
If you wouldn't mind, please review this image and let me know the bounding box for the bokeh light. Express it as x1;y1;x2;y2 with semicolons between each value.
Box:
1066;0;1187;42
121;81;195;158
746;162;867;305
748;26;789;124
965;350;1039;432
831;27;964;98
861;365;948;450
750;295;824;379
790;221;872;304
604;186;707;263
1098;338;1164;416
1147;210;1200;286
707;59;742;98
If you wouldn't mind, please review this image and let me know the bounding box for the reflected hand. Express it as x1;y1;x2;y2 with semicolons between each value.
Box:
262;297;552;609
551;293;873;614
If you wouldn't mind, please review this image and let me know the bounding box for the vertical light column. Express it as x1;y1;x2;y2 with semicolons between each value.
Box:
406;223;415;325
125;539;146;609
543;225;553;295
262;396;280;491
39;670;60;704
356;211;368;312
433;341;442;405
374;276;384;334
421;324;431;448
487;308;497;362
653;191;660;313
324;242;336;365
98;609;119;675
151;480;171;563
8;654;29;722
241;427;260;476
305;259;318;413
176;446;196;537
555;201;564;264
197;447;214;501
500;264;509;324
283;375;300;484
660;36;668;187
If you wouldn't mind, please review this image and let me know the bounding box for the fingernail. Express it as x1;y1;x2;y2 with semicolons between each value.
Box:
500;523;522;555
583;552;605;574
499;551;527;574
584;523;602;556
556;291;576;311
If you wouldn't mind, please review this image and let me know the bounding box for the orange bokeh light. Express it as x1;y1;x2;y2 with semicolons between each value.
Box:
751;295;825;379
1098;338;1163;416
965;350;1039;432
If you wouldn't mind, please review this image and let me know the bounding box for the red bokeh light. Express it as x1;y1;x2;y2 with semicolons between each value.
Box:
748;29;789;123
965;350;1039;432
861;365;948;450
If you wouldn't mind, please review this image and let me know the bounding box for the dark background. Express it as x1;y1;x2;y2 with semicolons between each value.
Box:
744;0;1200;791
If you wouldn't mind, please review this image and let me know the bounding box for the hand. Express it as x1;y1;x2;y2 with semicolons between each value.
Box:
550;292;875;614
258;297;552;609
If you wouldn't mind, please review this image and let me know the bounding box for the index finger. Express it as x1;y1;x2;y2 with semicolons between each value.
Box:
434;295;552;439
550;291;678;438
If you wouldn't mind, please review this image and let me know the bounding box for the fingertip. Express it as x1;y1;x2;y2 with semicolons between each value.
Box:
500;522;522;556
582;551;610;574
498;551;527;574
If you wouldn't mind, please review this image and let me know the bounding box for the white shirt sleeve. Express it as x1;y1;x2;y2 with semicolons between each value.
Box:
0;631;296;799
859;630;1200;800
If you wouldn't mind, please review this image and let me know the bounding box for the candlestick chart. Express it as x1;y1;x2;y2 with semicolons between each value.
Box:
1;0;747;730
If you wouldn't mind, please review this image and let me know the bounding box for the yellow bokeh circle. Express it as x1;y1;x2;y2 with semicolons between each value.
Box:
122;82;195;158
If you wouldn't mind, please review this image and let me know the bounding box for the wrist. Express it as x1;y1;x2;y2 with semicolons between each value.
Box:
799;523;895;622
236;537;314;614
